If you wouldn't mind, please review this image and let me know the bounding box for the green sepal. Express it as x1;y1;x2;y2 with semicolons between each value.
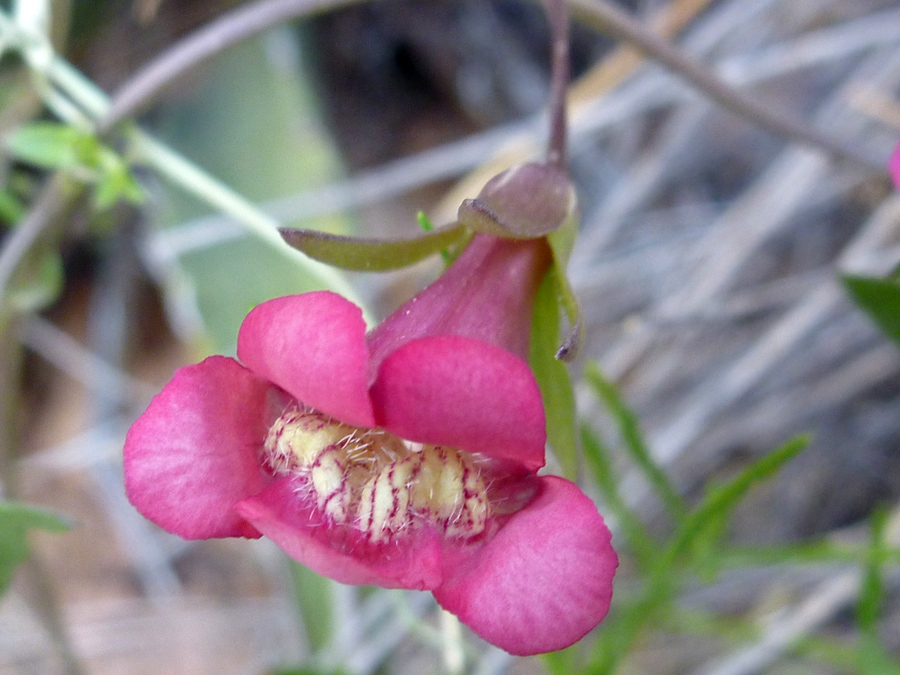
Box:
0;501;69;596
529;271;578;480
547;205;584;361
280;222;472;272
843;274;900;347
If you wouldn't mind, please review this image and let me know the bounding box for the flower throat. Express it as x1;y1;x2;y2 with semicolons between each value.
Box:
263;407;489;543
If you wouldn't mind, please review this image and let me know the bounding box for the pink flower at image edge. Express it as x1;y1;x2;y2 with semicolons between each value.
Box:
124;242;617;656
891;141;900;191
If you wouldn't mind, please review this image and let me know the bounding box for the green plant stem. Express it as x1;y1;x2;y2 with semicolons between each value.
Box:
0;174;78;305
544;0;570;167
0;6;361;306
131;131;359;301
0;310;83;675
585;362;687;524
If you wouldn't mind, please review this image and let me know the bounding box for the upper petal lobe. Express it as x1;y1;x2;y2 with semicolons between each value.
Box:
237;292;375;427
370;335;546;470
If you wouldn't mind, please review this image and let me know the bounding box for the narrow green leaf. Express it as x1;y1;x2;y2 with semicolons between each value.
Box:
7;246;64;313
92;173;121;211
529;272;578;480
585;361;687;523
0;501;69;596
91;162;145;211
586;435;812;672
858;633;900;675
280;224;472;272
856;508;888;633
0;187;25;224
6;122;86;169
268;667;347;675
581;424;657;567
688;506;731;581
547;211;584;360
715;540;900;569
843;275;900;346
288;561;334;654
542;643;580;675
669;435;809;561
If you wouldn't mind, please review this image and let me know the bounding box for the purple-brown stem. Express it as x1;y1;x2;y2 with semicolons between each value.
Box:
544;0;571;168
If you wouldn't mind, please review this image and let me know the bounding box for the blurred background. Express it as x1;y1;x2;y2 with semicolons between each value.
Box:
1;0;900;673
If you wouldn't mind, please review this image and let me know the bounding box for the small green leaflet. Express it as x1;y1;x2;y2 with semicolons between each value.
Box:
0;500;69;597
843;274;900;347
280;224;472;272
6;121;144;211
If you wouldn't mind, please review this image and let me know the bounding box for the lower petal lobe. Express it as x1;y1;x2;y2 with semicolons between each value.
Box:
124;356;270;539
434;476;618;655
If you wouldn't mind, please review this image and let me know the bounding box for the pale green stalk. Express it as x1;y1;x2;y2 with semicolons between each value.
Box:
0;7;361;305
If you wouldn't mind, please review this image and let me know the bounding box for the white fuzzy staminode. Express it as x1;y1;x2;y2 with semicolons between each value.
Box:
263;406;488;542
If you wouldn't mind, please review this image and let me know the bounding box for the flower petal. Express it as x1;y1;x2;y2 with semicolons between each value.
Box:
236;479;444;590
367;236;550;367
124;356;270;539
237;292;375;427
891;141;900;191
370;335;546;470
433;476;617;656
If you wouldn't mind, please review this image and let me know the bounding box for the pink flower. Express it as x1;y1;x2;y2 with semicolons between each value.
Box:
891;141;900;190
124;235;617;655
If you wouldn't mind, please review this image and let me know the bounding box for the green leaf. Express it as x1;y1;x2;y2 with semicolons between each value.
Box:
547;210;583;360
586;435;812;673
858;633;900;675
0;187;26;225
267;667;347;675
529;272;578;480
542;643;580;675
0;501;69;596
857;508;888;633
843;275;900;346
581;424;657;567
6;244;64;313
668;435;809;562
5;121;87;169
7;123;143;212
150;32;361;353
288;561;334;654
91;160;145;211
585;362;686;523
280;224;471;272
715;540;900;569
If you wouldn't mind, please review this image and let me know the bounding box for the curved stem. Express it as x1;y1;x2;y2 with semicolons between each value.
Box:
100;0;366;132
0;174;78;306
567;0;884;171
544;0;570;167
